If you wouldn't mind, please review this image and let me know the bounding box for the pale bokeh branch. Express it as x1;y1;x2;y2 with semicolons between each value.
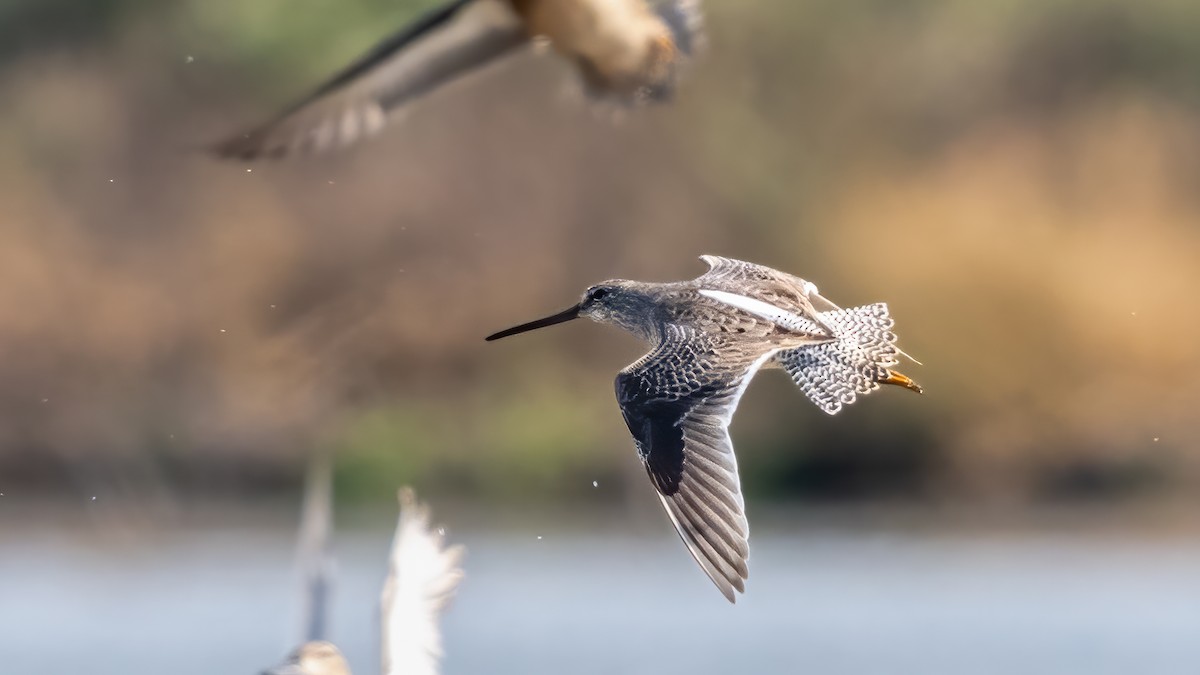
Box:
262;453;349;675
297;452;335;644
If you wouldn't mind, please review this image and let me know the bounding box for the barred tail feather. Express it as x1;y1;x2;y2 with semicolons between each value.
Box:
775;303;901;415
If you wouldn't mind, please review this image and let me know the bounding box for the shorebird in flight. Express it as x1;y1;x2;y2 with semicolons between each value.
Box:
486;255;922;602
215;0;703;159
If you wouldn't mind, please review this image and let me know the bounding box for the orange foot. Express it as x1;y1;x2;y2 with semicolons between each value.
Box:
881;370;924;394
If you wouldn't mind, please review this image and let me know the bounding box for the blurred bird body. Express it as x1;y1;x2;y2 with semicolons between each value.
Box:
215;0;702;159
263;641;351;675
486;255;922;602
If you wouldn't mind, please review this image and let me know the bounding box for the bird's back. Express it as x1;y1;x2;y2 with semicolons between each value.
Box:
694;255;835;314
628;257;833;347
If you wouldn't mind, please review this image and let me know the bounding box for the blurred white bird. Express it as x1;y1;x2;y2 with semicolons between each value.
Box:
262;472;464;675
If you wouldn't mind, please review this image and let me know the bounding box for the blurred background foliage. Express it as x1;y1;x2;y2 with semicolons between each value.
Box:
1;0;1198;512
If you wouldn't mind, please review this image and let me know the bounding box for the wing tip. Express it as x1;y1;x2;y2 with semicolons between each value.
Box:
657;493;750;604
711;562;746;604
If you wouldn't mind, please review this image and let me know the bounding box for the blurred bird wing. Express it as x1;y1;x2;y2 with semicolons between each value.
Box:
616;326;772;602
380;488;466;675
697;254;840;314
655;0;706;57
215;0;528;159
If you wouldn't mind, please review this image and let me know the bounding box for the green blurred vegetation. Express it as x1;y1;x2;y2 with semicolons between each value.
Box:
1;0;1198;508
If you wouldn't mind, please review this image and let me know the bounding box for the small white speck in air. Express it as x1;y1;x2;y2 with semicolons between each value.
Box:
246;168;252;173
536;536;543;540
219;328;226;333
592;480;599;488
108;178;115;183
1153;437;1160;442
91;496;97;501
185;55;194;63
437;527;445;536
41;398;48;403
1131;311;1137;317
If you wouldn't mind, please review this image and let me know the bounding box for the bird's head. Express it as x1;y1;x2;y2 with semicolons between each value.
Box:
485;280;655;341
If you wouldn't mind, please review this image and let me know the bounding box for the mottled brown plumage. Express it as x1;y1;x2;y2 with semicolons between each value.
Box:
486;255;922;602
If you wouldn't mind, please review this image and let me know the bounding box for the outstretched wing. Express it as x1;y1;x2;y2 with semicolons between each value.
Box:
215;0;527;159
616;325;774;602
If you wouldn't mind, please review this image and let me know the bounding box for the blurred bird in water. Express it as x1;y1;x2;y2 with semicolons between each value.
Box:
263;641;352;675
262;477;464;675
486;255;922;602
215;0;704;159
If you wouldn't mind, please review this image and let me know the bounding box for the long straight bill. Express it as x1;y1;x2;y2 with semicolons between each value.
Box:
485;304;581;341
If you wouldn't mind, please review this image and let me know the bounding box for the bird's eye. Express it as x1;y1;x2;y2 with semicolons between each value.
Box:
589;287;610;302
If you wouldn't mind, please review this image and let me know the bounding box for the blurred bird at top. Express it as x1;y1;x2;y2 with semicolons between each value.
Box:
214;0;704;160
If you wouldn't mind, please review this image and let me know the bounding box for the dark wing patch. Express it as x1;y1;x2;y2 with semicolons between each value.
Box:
620;384;722;496
616;331;768;602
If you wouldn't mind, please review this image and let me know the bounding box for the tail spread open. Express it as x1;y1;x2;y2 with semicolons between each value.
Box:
776;303;917;415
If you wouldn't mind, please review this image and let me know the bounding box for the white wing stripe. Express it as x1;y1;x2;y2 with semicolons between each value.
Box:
698;289;818;333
